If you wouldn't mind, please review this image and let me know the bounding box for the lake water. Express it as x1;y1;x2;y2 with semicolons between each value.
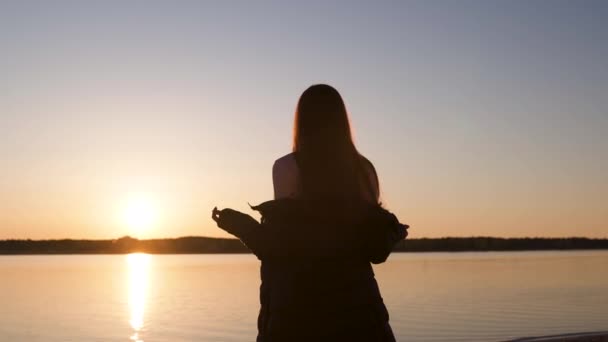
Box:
1;251;607;341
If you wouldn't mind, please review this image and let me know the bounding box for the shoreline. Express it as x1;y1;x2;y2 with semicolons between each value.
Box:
2;248;608;256
1;236;607;255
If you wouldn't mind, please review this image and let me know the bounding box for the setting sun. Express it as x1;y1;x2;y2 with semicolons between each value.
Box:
121;196;159;237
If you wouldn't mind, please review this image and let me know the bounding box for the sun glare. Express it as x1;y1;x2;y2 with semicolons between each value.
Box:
127;253;150;342
122;196;158;237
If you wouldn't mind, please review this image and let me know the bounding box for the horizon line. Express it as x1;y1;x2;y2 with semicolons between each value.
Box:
2;236;608;242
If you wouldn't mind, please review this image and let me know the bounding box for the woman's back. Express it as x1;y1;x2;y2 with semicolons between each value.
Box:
273;152;380;203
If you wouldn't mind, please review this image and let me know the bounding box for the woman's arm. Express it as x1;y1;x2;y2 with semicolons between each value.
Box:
212;207;322;260
362;207;408;264
212;204;408;262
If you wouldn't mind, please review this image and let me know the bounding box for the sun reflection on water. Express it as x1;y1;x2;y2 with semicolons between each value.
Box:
127;253;151;342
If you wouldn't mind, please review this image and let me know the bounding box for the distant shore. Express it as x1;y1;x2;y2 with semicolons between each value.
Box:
1;236;607;255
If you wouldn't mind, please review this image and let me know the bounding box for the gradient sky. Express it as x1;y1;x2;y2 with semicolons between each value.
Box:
1;1;607;239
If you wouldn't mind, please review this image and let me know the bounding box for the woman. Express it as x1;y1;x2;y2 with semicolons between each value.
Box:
212;84;407;342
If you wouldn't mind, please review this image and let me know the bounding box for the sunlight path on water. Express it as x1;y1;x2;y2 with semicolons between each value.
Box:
2;252;607;341
127;253;151;342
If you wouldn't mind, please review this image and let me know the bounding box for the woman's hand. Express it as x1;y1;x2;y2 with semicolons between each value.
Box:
400;223;409;240
212;207;259;236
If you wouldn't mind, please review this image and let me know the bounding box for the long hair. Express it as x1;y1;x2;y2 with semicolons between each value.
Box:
292;84;377;202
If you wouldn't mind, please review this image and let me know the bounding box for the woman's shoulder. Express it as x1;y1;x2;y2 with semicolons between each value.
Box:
273;152;300;199
273;152;298;172
359;154;377;177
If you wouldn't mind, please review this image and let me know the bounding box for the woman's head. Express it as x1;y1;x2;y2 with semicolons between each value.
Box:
293;84;354;153
292;84;377;203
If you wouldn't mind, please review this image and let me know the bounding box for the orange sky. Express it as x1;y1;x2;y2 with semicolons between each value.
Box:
1;2;606;239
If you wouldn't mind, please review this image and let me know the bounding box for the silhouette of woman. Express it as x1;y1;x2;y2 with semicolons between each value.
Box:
212;84;407;342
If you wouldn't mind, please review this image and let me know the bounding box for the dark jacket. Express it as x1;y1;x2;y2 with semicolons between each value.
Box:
214;199;407;342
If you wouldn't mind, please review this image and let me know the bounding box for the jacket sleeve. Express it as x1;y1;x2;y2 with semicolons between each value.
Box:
245;208;406;263
215;207;407;262
363;208;408;264
213;208;322;259
238;223;324;260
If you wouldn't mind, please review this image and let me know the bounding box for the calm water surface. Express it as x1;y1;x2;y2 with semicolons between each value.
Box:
1;251;607;341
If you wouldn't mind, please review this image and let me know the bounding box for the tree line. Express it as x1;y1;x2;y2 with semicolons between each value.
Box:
1;236;607;254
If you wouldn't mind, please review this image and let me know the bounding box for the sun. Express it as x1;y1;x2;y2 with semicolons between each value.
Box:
122;195;158;237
